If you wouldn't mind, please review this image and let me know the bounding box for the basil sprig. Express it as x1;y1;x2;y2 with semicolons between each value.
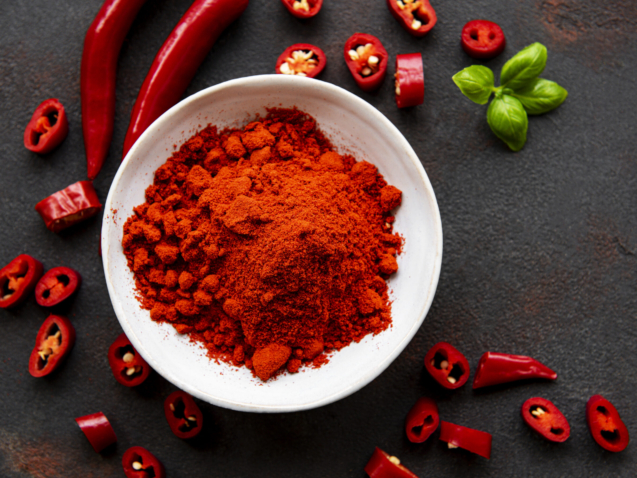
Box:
452;42;568;151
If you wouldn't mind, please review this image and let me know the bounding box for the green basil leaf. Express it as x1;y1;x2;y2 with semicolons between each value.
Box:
487;95;528;151
511;78;568;115
500;43;547;90
452;65;495;105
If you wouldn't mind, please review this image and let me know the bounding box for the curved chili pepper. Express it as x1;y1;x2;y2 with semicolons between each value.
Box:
275;43;326;78
405;397;439;443
28;314;76;377
395;53;424;108
386;0;437;37
461;20;506;60
424;342;470;389
23;99;69;154
164;390;204;439
75;412;117;453
82;0;149;180
0;254;43;309
123;446;166;478
280;0;322;19
35;181;102;234
122;0;250;159
586;395;630;452
35;267;82;308
108;333;151;387
364;447;419;478
521;397;570;443
344;33;388;93
440;421;492;459
472;352;557;389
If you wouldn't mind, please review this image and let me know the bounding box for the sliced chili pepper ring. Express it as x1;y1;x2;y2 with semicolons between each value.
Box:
108;333;151;387
472;352;557;389
521;397;570;443
164;390;204;439
76;412;117;453
440;421;492;459
364;447;419;478
386;0;437;37
0;254;43;309
123;446;166;478
23;98;69;154
344;33;388;93
35;266;82;307
405;397;439;443
461;20;506;59
28;314;76;378
35;181;102;233
281;0;323;19
395;53;424;108
424;342;470;389
586;395;630;452
275;43;326;78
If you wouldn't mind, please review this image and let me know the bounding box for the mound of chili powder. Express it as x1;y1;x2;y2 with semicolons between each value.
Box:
122;109;402;381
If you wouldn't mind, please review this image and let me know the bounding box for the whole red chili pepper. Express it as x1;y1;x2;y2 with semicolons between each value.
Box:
108;333;151;387
460;20;506;60
405;397;439;443
275;43;327;78
586;395;630;452
344;33;388;93
521;397;570;443
280;0;322;19
35;181;102;233
23;99;69;154
424;342;470;389
395;53;424;108
386;0;437;37
82;0;149;180
34;267;82;308
439;421;492;459
122;446;166;478
472;352;557;389
364;447;419;478
0;254;43;309
28;314;76;377
75;412;117;453
122;0;250;159
164;390;204;439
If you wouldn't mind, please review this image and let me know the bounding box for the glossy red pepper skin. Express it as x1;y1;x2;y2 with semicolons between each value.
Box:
424;342;470;389
521;397;570;443
34;267;82;308
122;0;250;159
75;412;117;453
461;20;506;60
440;421;492;459
364;447;419;478
122;446;166;478
281;0;322;19
164;390;204;439
82;0;149;180
472;352;557;389
395;53;424;108
275;43;327;78
108;333;151;387
0;254;43;309
586;395;630;452
405;397;439;443
23;99;69;154
28;314;76;377
386;0;437;37
344;33;388;93
35;181;102;234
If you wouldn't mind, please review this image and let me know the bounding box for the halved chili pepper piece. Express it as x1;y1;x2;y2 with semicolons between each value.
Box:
440;421;492;459
386;0;437;37
472;352;557;389
23;99;69;154
586;395;630;452
461;20;506;60
521;397;570;443
405;397;439;443
35;267;82;308
35;181;102;234
164;390;204;439
275;43;326;78
281;0;322;19
424;342;470;389
123;446;166;478
395;53;424;108
0;254;43;309
344;33;388;93
75;412;117;453
108;333;151;387
364;447;419;478
28;314;76;377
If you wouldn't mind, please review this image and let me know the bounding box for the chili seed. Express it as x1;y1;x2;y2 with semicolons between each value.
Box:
447;376;457;384
361;67;373;77
440;360;449;369
412;19;422;30
122;352;135;363
126;367;136;376
293;0;310;12
132;461;143;471
448;443;459;449
368;56;379;67
187;415;197;421
169;403;175;412
348;50;359;61
388;456;401;465
279;63;292;75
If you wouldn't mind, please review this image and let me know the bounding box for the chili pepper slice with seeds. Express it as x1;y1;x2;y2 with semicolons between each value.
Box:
0;254;43;309
586;395;630;452
75;412;117;453
28;314;76;377
386;0;437;37
472;352;557;389
164;390;204;439
440;421;492;459
405;397;439;443
108;333;151;387
461;20;506;59
123;446;166;478
521;397;570;443
424;342;470;389
281;0;322;19
364;447;419;478
275;43;326;78
23;99;69;154
35;181;102;233
395;53;424;108
344;33;388;93
35;267;82;308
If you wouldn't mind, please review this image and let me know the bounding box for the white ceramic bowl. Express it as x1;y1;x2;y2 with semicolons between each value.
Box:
102;75;442;413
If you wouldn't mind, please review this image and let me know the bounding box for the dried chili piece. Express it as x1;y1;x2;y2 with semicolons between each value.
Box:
0;254;43;309
344;33;388;93
472;352;557;389
364;447;419;478
386;0;437;37
28;314;76;377
108;333;151;387
405;397;439;443
586;395;630;452
35;181;102;233
281;0;322;19
395;53;424;108
23;99;69;154
440;421;492;459
35;267;82;308
521;397;570;443
461;20;506;60
75;412;117;453
123;446;166;478
275;43;326;78
424;342;470;389
164;390;203;439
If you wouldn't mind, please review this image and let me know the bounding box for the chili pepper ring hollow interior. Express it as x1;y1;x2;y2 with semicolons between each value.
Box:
102;75;442;413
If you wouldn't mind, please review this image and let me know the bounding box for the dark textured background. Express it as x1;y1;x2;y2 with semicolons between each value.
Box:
1;0;636;476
